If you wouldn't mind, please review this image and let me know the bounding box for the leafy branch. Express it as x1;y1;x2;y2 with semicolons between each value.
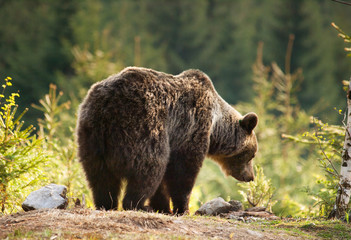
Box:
0;77;49;213
331;0;351;7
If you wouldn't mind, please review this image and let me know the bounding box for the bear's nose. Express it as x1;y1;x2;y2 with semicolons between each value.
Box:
244;175;254;182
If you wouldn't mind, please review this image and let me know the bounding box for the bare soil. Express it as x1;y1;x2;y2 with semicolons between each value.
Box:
0;208;333;239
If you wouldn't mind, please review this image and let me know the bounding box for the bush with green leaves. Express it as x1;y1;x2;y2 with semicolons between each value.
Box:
32;84;91;207
285;117;344;217
0;77;49;214
332;22;351;57
283;23;351;217
238;165;277;211
0;79;91;214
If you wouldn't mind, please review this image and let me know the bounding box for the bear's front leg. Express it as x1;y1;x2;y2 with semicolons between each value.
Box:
165;151;204;214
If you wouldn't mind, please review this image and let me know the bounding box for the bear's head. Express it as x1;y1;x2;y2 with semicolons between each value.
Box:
213;112;258;182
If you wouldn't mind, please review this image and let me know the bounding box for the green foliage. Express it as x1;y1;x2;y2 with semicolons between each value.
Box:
0;1;76;121
0;77;48;214
1;0;351;218
332;22;351;57
238;165;277;211
32;84;71;142
32;84;91;207
196;42;315;217
283;24;351;217
1;0;350;124
236;42;315;217
285;109;344;217
0;79;92;214
58;45;125;100
261;0;346;115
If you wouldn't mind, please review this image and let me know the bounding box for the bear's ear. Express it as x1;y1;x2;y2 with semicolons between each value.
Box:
240;112;258;133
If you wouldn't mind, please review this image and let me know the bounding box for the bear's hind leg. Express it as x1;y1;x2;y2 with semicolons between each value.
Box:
87;170;121;210
123;164;167;211
149;180;171;214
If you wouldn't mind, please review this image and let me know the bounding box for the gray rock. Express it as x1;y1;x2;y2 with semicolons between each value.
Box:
195;197;236;216
245;229;264;238
22;184;68;211
228;200;243;211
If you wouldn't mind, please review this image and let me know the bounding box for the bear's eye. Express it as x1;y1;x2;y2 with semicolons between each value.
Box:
250;152;256;159
233;150;250;161
244;152;256;162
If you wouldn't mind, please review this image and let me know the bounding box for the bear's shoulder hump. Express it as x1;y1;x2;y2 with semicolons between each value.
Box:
178;69;214;90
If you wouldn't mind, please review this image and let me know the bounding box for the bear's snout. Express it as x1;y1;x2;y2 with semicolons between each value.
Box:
231;170;255;182
243;174;254;182
232;163;255;182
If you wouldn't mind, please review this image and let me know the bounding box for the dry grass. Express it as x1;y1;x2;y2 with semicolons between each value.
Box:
0;208;325;239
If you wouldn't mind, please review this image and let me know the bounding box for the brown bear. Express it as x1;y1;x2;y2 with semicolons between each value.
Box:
77;67;258;214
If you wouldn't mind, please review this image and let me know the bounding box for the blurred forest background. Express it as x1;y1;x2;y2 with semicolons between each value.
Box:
1;0;351;216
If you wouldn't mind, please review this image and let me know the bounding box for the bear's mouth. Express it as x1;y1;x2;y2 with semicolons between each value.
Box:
231;171;254;182
241;175;254;182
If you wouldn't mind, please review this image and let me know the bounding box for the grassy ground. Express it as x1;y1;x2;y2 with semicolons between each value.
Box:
1;208;350;239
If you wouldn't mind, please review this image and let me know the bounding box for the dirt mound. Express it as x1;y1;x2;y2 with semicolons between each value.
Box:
0;208;310;239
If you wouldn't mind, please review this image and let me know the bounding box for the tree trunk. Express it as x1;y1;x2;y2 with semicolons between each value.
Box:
332;78;351;219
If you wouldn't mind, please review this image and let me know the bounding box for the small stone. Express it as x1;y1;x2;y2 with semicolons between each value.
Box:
228;200;243;211
245;229;263;238
22;184;68;211
302;223;316;229
195;197;236;216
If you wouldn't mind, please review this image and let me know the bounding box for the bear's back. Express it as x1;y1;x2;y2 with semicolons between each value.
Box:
112;67;216;93
78;67;219;148
81;67;217;113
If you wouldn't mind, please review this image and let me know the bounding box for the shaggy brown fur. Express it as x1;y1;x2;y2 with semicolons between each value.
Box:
77;67;258;214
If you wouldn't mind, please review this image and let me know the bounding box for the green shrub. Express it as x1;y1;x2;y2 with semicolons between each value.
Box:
282;23;351;218
0;77;49;214
33;84;91;208
238;165;277;211
285;117;344;217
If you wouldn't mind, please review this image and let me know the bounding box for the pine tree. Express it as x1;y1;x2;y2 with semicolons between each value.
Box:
0;0;76;121
261;0;345;120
